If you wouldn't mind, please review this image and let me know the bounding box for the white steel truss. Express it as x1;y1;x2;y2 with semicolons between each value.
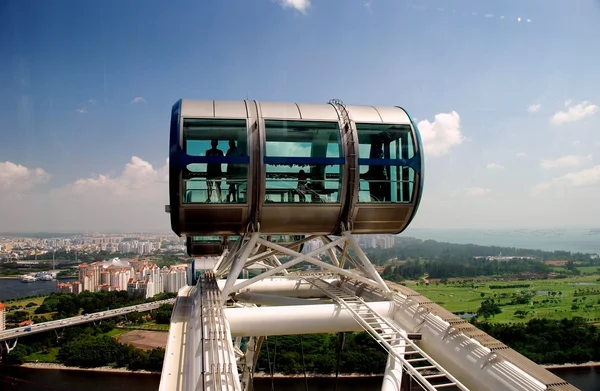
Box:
216;231;391;299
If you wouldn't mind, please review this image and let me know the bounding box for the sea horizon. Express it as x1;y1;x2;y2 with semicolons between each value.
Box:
403;228;600;255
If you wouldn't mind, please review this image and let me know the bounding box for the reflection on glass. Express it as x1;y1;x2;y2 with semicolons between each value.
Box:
356;123;415;203
264;120;343;203
182;119;249;204
191;236;222;243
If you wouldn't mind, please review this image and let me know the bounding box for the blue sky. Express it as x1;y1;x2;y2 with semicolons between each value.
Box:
1;0;599;232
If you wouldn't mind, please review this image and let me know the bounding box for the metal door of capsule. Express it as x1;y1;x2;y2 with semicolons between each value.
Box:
169;100;255;236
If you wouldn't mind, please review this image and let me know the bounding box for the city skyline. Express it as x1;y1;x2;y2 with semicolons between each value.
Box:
1;0;599;232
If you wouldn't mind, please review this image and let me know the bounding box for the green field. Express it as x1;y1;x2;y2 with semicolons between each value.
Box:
24;347;60;362
120;320;170;332
407;274;600;323
3;296;46;308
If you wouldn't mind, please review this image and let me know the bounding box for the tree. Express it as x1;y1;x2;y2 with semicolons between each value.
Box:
477;299;501;320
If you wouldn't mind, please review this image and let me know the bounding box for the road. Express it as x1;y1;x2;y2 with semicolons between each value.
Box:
0;298;175;342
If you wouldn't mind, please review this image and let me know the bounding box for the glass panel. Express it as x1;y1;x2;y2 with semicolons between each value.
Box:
264;120;343;204
191;236;222;244
182;119;249;204
356;123;416;203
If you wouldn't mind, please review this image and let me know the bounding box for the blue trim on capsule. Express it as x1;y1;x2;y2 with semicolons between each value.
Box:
181;155;250;166
169;99;182;236
263;156;345;165
358;156;420;172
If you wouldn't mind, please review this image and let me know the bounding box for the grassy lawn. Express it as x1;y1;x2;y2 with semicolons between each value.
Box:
119;321;170;332
577;266;600;275
4;296;46;308
407;274;600;323
106;328;130;337
24;347;59;363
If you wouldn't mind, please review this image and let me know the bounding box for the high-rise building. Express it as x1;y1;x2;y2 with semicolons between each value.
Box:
0;302;6;331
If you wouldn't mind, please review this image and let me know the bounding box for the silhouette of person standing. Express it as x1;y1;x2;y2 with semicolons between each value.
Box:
206;140;223;202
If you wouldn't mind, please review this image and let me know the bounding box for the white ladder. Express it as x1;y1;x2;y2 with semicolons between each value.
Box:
303;278;469;391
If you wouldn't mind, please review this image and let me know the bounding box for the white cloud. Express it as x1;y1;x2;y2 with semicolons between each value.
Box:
0;161;51;191
67;156;168;199
527;103;541;113
88;98;97;104
417;111;463;157
276;0;310;14
572;140;580;146
516;152;527;158
486;163;504;169
540;154;592;169
466;187;491;197
0;157;170;232
131;97;147;104
76;108;87;114
531;165;600;195
550;100;598;126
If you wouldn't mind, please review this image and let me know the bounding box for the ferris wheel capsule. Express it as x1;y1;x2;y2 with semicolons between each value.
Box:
168;99;423;237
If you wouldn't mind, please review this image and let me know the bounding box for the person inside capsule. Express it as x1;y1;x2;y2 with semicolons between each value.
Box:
226;140;243;203
205;139;223;202
362;136;388;202
297;169;308;202
309;165;324;202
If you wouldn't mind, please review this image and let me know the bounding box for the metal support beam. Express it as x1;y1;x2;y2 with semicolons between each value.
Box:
222;233;260;299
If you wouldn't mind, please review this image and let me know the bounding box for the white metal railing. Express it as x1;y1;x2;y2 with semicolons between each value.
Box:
303;277;469;391
199;272;241;391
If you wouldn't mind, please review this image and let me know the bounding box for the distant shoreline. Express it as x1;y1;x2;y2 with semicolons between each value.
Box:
12;361;600;377
15;363;378;377
0;276;22;280
15;362;159;375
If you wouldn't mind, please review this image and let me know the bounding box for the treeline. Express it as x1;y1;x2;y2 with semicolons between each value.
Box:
149;253;192;268
58;335;164;371
489;284;531;289
0;262;54;275
382;258;550;280
477;317;600;364
35;290;177;319
3;320;164;371
22;250;140;262
256;333;387;375
364;236;598;266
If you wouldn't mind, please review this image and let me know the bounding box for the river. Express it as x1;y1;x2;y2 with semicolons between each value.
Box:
0;278;76;301
0;366;598;391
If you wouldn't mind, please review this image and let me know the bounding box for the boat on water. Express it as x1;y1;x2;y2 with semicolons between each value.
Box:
20;275;37;283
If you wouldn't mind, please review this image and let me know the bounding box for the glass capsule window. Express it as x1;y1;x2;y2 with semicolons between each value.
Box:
356;123;416;203
182;119;249;204
190;236;222;244
264;120;343;204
